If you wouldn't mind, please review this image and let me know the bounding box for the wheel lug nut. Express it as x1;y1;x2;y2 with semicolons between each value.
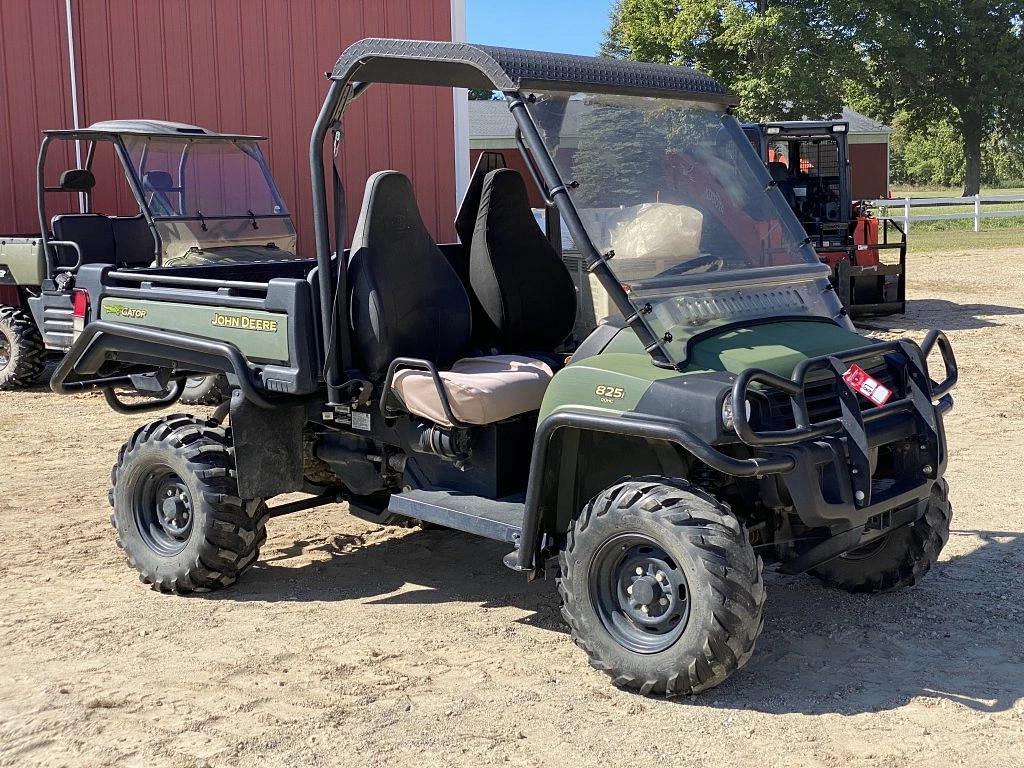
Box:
660;597;668;606
640;605;648;614
626;585;633;595
655;572;665;583
635;567;643;575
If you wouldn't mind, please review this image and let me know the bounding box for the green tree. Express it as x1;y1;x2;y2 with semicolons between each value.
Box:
840;2;1024;195
889;114;965;188
602;0;857;121
887;111;1024;189
468;88;500;101
571;104;668;206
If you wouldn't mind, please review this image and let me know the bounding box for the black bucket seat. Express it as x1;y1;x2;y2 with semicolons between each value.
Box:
348;171;554;428
468;168;576;352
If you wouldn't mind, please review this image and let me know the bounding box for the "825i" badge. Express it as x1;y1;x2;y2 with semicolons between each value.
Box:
595;384;625;402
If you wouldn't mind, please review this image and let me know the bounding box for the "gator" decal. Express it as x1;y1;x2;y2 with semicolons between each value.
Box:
106;304;148;319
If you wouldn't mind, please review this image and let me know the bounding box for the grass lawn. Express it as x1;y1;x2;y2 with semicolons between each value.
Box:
872;185;1024;252
889;184;1024;198
906;228;1024;253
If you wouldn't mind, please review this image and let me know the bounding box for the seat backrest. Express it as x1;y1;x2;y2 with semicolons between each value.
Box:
767;162;798;207
348;171;472;380
469;169;576;352
767;161;790;182
111;215;156;266
51;214;115;267
58;168;96;193
454;151;507;248
142;171;179;215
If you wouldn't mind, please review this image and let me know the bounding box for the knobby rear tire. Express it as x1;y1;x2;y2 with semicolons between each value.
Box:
109;414;268;593
0;305;45;390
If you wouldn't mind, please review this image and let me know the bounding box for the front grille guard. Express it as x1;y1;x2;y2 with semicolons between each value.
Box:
731;330;957;508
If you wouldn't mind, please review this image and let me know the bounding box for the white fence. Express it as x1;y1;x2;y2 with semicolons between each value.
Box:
864;194;1024;233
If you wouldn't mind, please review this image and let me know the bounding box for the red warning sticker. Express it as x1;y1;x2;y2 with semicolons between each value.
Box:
842;364;893;406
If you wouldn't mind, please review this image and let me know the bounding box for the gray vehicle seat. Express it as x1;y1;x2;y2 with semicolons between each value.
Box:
469;169;577;352
348;171;554;425
392;354;553;428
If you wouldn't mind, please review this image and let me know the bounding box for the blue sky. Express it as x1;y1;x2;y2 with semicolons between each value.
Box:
466;0;616;55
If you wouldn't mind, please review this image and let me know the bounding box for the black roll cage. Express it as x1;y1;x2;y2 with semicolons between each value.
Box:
311;38;740;405
307;37;741;403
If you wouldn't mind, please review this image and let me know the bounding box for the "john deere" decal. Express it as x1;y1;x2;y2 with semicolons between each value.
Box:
106;304;148;319
211;312;279;333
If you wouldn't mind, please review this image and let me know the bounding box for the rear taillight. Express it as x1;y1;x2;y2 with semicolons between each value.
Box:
72;288;90;339
72;288;89;319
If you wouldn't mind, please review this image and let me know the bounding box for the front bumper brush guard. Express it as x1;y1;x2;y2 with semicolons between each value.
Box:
730;329;957;509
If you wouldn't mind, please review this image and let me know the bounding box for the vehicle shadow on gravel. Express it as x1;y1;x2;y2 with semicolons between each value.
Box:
222;524;1023;716
230;525;569;633
860;299;1024;331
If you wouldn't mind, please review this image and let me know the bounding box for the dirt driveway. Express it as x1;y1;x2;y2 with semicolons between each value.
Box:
1;248;1022;768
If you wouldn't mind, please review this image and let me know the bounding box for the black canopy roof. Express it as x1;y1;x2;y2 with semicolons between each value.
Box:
331;38;736;104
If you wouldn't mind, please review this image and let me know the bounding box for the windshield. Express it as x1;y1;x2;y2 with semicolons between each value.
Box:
525;92;832;362
122;136;297;266
123;137;287;218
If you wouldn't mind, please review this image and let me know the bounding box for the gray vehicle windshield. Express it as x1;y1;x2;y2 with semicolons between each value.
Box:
122;136;298;266
525;92;832;362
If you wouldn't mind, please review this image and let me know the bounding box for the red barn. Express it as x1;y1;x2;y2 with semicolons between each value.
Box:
0;0;469;246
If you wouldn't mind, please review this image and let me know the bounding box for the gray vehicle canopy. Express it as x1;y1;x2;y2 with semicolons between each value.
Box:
38;120;296;270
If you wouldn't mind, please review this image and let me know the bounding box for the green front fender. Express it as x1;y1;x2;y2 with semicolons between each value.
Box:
538;352;683;422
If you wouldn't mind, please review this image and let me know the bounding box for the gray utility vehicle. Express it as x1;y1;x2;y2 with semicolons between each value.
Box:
0;119;293;401
52;39;958;695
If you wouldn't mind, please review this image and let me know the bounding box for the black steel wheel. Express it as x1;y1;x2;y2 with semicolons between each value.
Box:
0;305;45;390
132;467;195;556
559;477;765;696
811;480;951;593
110;414;269;593
590;534;690;654
180;374;232;405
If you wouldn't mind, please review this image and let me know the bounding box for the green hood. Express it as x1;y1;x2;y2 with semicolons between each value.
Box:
684;320;866;378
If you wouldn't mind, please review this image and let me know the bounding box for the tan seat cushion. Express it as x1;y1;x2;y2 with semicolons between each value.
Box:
392;355;554;427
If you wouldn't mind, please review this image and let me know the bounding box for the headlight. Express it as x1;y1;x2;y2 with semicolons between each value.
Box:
721;393;751;433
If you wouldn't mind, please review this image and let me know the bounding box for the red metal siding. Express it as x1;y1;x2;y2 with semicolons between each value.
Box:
0;0;457;246
0;0;76;234
849;142;888;200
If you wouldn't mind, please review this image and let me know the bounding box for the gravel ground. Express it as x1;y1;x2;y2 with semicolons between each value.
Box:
1;247;1022;767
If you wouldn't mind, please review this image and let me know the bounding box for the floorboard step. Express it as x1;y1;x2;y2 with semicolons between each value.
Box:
387;489;525;543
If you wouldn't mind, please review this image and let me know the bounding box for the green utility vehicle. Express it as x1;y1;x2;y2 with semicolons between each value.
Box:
53;39;958;695
0;119;294;401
